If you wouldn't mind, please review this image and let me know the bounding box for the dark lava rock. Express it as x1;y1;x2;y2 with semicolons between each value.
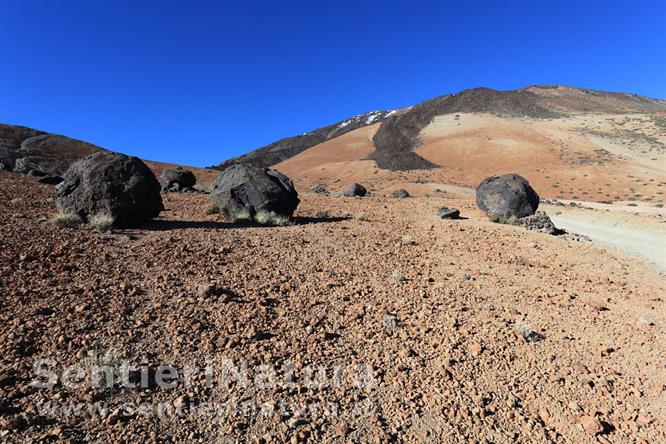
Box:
343;183;367;197
0;147;23;170
159;167;196;192
37;175;64;185
437;207;460;219
370;87;556;171
14;156;69;176
27;170;47;177
211;164;299;218
312;184;328;195
391;189;410;198
55;151;164;227
518;211;564;235
476;173;539;220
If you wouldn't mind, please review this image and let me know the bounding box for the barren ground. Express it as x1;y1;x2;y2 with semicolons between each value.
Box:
2;171;665;443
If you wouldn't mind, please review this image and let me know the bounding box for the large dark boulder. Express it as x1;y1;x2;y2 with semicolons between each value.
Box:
55;152;164;227
211;164;299;218
343;183;367;197
0;147;22;170
476;174;539;220
159;167;196;192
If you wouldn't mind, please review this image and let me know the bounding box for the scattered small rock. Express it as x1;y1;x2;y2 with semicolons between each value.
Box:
391;270;406;283
343;183;367;197
437;207;460;219
401;235;415;245
391;189;409;198
579;415;604;435
518;211;564;235
382;314;398;329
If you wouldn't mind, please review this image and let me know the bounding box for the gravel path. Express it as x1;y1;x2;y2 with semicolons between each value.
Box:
550;211;666;273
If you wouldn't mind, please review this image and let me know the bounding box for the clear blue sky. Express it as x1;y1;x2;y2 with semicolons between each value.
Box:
1;0;664;167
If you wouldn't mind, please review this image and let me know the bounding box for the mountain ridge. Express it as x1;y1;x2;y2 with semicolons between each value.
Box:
212;84;666;172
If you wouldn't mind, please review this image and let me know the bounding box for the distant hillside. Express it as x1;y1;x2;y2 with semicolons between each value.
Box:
0;124;106;176
214;85;666;172
0;124;219;186
210;110;398;171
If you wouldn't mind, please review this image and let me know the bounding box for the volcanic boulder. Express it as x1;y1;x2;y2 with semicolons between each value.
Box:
343;183;367;197
211;164;299;219
159;167;196;192
55;151;164;227
476;174;539;220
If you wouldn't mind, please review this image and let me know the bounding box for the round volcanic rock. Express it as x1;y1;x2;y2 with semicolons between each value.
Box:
211;164;299;218
343;183;367;197
55;151;164;227
476;173;539;220
160;168;196;192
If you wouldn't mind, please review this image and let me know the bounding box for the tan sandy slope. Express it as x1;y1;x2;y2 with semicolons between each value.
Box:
275;112;666;206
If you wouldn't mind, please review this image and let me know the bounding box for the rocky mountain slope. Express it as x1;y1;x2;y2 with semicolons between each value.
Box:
0;123;220;186
0;124;106;176
211;110;398;171
213;85;666;174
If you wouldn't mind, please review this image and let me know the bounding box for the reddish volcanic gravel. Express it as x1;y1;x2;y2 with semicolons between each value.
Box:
1;171;665;443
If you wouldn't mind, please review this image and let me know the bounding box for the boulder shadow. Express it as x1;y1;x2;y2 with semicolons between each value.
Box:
292;215;351;225
141;219;238;231
141;215;350;231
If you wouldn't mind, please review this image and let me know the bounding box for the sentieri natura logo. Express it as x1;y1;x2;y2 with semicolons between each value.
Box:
30;356;377;392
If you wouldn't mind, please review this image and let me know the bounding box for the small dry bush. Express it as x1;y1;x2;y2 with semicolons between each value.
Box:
89;213;114;231
49;213;83;228
254;211;291;226
204;204;219;215
492;215;519;225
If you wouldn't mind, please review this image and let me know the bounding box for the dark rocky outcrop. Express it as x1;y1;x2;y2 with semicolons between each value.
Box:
343;183;367;197
0;124;105;176
159;168;196;192
437;207;460;219
476;174;540;220
391;189;410;198
518;211;564;235
211;164;299;219
370;88;557;171
14;156;69;176
0;146;23;170
55;152;163;227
